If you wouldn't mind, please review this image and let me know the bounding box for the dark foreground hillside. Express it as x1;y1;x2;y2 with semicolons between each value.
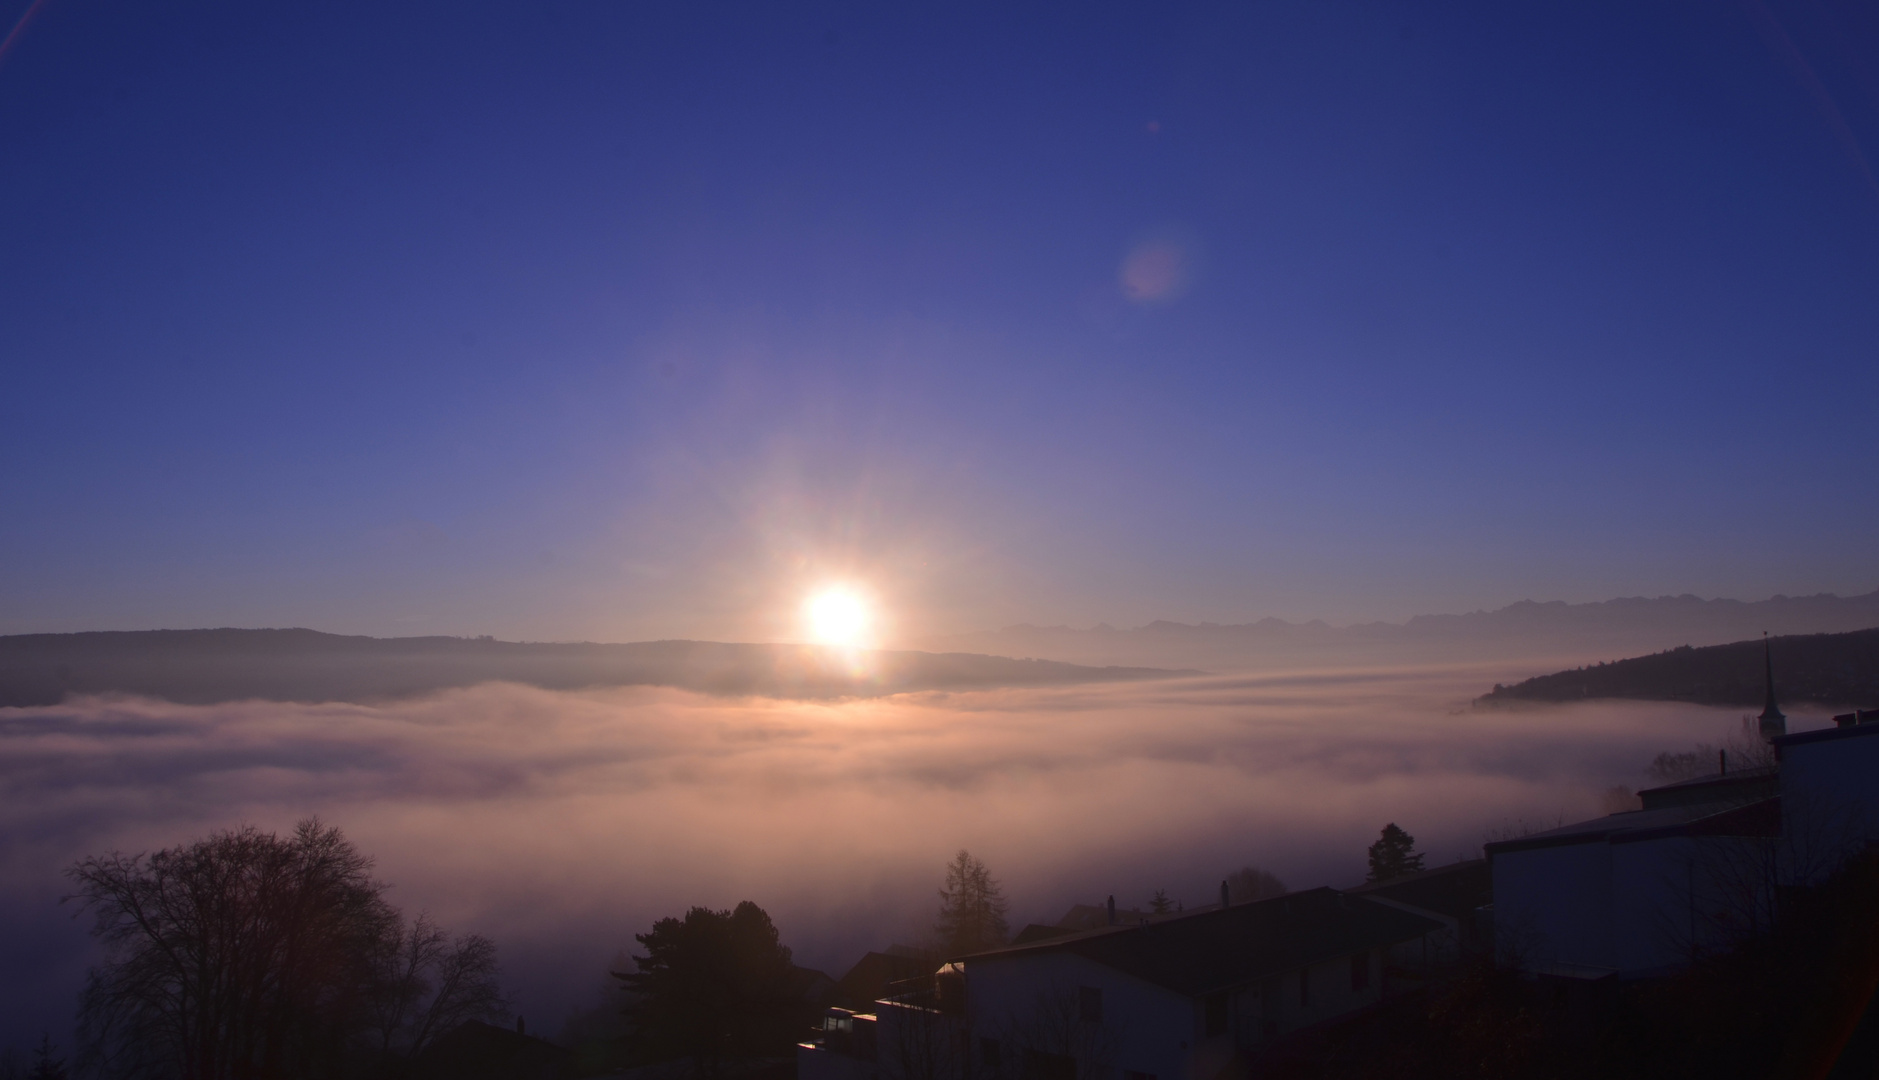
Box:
1477;627;1879;708
0;628;1190;708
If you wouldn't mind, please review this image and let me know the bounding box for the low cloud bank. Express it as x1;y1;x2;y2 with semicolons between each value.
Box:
0;667;1767;1049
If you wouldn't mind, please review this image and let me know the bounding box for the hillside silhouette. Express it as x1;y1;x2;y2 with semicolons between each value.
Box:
0;629;1190;708
1477;627;1879;708
931;591;1879;670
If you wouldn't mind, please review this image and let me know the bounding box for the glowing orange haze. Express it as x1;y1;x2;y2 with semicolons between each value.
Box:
0;666;1748;1032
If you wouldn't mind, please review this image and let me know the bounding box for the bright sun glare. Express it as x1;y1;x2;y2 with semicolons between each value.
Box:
804;587;874;649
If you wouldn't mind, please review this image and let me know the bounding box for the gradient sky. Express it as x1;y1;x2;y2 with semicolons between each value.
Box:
3;1;1876;643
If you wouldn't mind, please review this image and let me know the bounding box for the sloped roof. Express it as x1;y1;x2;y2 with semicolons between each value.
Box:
1637;766;1777;810
1056;902;1206;931
1347;859;1490;920
1777;720;1879;749
1011;923;1076;945
838;950;937;1008
1484;796;1780;855
965;888;1440;998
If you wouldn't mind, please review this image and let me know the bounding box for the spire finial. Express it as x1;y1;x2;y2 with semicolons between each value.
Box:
1758;632;1786;740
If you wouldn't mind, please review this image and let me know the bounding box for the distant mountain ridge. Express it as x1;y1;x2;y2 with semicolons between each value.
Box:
0;629;1188;709
1477;628;1879;709
929;591;1879;670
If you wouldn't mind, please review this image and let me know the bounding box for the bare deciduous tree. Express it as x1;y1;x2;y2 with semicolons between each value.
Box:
935;851;1009;956
66;819;505;1080
365;915;506;1057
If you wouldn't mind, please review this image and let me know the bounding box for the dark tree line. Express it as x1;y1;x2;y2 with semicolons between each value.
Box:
65;819;505;1080
613;902;815;1078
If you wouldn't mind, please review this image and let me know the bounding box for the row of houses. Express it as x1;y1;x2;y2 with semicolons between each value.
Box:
801;863;1492;1080
801;650;1879;1080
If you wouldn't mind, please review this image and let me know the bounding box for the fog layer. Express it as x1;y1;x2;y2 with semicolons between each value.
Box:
0;666;1768;1049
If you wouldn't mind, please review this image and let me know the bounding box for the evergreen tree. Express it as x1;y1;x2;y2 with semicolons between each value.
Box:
616;901;812;1078
26;1037;67;1080
1148;889;1174;915
1366;823;1424;882
934;850;1008;955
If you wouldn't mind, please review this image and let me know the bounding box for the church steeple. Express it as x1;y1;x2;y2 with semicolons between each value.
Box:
1757;632;1786;741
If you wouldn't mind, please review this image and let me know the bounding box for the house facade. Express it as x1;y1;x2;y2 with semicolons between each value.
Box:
802;888;1440;1080
1488;711;1879;979
1486;779;1781;977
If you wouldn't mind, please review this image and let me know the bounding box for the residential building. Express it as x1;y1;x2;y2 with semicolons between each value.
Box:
1488;639;1879;978
804;888;1441;1080
1345;858;1492;961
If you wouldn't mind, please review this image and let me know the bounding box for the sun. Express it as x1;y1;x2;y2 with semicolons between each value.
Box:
804;586;874;649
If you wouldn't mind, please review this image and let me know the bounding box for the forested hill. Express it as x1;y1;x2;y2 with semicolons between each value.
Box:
1477;627;1879;708
0;629;1190;708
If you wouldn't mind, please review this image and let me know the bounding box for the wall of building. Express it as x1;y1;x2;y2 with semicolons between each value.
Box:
1782;731;1879;883
965;951;1195;1080
1606;835;1771;974
1492;843;1612;970
1274;953;1382;1036
871;999;969;1080
1497;831;1781;978
964;945;1392;1080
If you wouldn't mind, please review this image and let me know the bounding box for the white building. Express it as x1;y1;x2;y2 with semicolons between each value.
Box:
1773;713;1879;881
802;887;1441;1080
1488;651;1879;980
1485;770;1781;978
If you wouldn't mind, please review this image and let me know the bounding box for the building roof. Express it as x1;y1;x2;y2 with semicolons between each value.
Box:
838;949;937;1008
964;888;1440;998
1484;796;1780;855
1637;766;1778;810
1346;859;1490;920
1775;719;1879;749
1055;902;1199;929
1011;923;1076;945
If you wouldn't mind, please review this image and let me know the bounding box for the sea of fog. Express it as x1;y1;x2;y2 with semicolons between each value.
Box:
0;664;1799;1051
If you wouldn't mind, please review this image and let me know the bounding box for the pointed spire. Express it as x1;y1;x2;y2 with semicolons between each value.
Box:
1758;632;1786;740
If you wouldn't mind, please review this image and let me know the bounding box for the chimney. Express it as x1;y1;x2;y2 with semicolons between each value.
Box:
1106;895;1115;925
1720;748;1727;776
1220;880;1230;909
516;1016;526;1036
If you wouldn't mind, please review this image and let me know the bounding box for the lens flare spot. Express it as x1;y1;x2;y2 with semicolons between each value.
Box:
1119;227;1201;304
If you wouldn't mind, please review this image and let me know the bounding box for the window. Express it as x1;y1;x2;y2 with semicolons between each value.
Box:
1078;985;1103;1024
1298;968;1310;1006
981;1037;1002;1068
1350;951;1370;992
1203;992;1228;1037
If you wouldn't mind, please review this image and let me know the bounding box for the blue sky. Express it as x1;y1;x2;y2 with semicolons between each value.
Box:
2;1;1876;642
